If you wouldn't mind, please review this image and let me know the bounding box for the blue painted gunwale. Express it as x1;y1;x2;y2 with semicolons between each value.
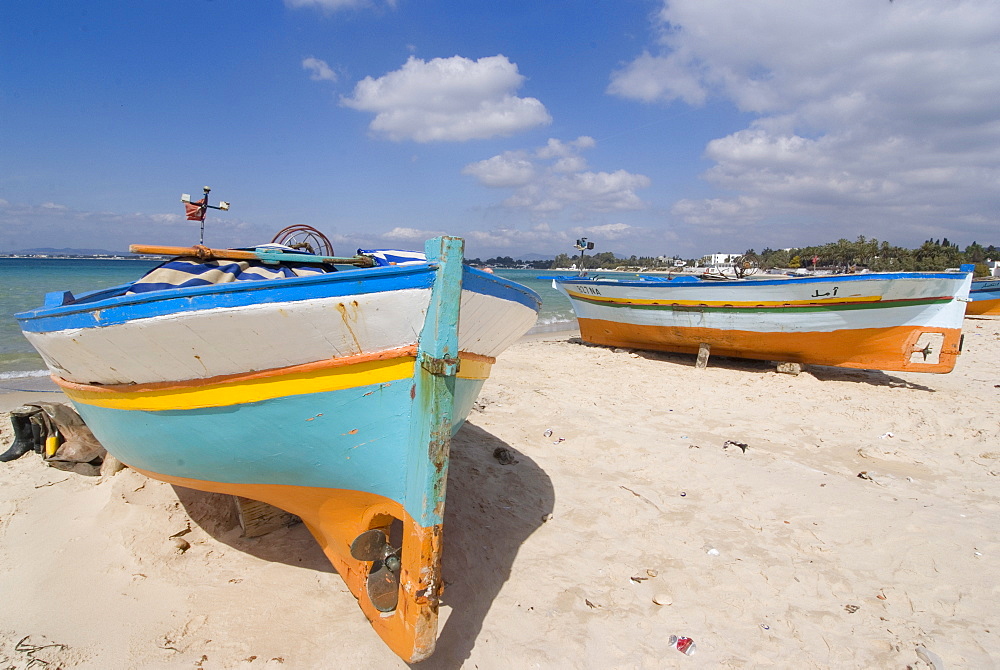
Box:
463;266;542;311
17;263;541;333
16;263;436;332
553;271;971;290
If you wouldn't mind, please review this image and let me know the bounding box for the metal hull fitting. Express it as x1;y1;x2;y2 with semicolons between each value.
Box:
554;271;972;373
17;237;541;662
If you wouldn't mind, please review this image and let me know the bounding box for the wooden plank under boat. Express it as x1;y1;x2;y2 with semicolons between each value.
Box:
966;277;1000;316
15;236;541;662
553;270;973;373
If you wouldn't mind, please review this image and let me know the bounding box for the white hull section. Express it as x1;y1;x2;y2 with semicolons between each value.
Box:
565;295;968;333
459;289;538;358
26;287;537;385
561;275;970;334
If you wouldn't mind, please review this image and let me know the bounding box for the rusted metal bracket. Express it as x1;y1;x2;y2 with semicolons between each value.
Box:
419;353;460;376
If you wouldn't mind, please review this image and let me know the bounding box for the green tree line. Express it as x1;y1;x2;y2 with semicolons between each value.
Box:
470;237;998;275
752;237;996;275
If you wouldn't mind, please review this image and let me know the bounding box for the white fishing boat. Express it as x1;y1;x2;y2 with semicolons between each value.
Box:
554;270;972;373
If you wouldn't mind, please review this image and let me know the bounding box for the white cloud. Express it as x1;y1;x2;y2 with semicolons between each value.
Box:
464;225;560;250
546;171;650;211
462;221;657;258
671;196;764;227
149;213;183;224
284;0;394;12
569;222;635;240
607;51;707;106
609;0;1000;243
0;201;253;252
464;137;650;215
536;137;596;160
0;198;675;262
461;153;535;187
302;57;337;82
341;55;552;142
380;226;444;241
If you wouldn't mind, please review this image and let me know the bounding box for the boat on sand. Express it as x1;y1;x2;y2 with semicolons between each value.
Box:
967;278;1000;315
554;270;972;373
16;236;540;662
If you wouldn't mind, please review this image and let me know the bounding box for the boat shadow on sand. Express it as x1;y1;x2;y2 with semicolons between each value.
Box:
172;422;555;668
799;365;938;391
575;340;938;392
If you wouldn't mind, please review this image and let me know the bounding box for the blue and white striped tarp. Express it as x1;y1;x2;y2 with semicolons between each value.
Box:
357;249;427;266
126;244;330;295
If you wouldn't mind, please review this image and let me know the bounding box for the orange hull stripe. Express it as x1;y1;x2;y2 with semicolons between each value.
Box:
578;318;962;373
56;346;495;395
57;346;420;394
967;298;1000;315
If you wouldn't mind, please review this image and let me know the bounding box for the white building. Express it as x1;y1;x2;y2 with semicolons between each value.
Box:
700;253;741;267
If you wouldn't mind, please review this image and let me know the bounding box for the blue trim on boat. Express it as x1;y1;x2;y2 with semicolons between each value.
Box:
16;264;541;333
463;267;542;312
16;264;437;332
553;271;971;289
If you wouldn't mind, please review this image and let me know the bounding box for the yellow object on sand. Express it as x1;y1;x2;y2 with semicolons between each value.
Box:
45;435;60;457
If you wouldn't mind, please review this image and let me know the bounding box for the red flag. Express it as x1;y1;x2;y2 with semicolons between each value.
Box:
811;255;819;265
185;199;206;221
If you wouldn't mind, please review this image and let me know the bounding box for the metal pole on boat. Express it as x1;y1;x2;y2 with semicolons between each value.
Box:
574;238;595;276
199;187;209;245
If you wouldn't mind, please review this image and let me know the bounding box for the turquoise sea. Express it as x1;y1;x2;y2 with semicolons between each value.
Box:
0;259;576;382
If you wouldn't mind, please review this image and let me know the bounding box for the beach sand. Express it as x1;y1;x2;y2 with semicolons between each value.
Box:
1;319;999;669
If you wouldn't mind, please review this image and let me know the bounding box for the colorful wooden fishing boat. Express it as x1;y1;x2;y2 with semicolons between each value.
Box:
554;271;972;373
16;236;541;662
966;278;1000;315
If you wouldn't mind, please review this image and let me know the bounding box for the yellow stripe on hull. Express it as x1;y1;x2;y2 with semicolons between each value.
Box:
578;318;963;373
56;349;494;412
563;287;883;308
131;467;442;663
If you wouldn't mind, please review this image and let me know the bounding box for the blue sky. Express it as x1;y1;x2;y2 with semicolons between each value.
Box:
2;0;999;260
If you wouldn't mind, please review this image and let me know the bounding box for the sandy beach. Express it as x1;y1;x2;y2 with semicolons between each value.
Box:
1;318;999;669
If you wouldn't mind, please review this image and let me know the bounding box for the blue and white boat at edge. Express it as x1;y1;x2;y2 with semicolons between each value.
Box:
967;277;1000;315
15;235;541;663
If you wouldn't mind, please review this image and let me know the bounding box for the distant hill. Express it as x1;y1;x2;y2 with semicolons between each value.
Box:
6;247;131;256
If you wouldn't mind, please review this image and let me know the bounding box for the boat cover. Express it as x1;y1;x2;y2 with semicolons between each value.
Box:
126;244;329;295
126;246;430;294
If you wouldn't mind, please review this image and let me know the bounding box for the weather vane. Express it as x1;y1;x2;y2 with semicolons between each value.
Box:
181;186;230;245
574;237;595;275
